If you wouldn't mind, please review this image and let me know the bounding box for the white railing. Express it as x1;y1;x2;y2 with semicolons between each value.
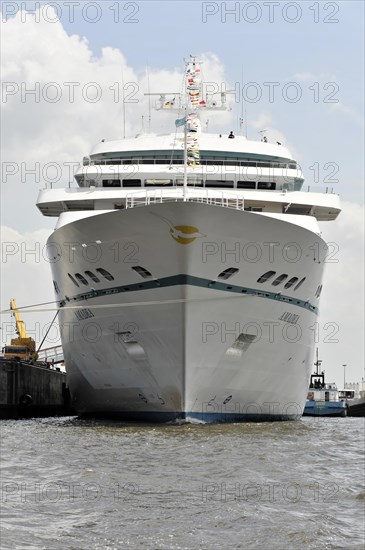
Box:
37;345;64;364
125;189;245;210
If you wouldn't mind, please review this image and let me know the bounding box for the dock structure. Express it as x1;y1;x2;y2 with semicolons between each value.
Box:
0;359;75;419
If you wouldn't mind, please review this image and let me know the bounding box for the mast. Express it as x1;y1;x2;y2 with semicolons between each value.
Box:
144;56;231;201
183;103;188;201
122;70;126;139
183;56;202;200
314;348;322;375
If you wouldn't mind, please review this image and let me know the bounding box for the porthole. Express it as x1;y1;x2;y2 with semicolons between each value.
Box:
284;277;299;289
85;270;101;283
294;277;306;291
75;273;89;286
68;273;79;287
132;266;153;279
96;268;115;281
315;284;323;298
257;270;276;283
218;268;239;280
272;274;288;286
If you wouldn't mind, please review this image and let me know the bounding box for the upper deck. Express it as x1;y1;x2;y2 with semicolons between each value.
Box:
88;133;295;163
36;132;341;222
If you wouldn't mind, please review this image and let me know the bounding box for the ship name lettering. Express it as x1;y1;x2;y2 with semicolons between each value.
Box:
75;308;94;321
279;312;299;324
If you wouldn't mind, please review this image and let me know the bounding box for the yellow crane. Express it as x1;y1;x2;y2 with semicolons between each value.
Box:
3;299;36;360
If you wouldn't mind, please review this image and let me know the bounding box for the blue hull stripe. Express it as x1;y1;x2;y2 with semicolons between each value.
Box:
62;274;318;314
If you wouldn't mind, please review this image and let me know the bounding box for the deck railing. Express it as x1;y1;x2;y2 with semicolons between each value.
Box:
37;345;64;364
125;189;245;210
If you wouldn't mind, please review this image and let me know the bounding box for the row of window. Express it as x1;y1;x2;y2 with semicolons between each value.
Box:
100;179;278;190
257;271;306;291
68;268;114;287
217;267;310;294
86;158;297;170
61;265;316;298
66;266;152;290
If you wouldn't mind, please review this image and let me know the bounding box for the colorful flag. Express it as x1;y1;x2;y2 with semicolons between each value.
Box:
175;117;186;127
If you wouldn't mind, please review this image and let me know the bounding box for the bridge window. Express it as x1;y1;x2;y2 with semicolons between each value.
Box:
102;179;121;187
272;274;288;286
122;179;141;187
176;179;203;186
205;180;234;188
145;179;173;186
258;182;276;190
96;268;114;281
237;181;256;189
257;271;276;283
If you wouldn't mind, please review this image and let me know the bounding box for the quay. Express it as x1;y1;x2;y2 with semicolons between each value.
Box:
0;359;75;419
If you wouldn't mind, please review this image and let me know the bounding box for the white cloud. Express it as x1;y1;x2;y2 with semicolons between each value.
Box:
1;10;234;231
1;226;58;349
1;15;233;166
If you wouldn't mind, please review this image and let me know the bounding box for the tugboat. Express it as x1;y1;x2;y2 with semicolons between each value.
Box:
303;350;347;417
338;388;365;417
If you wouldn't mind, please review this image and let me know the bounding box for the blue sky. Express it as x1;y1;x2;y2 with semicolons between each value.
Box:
1;1;364;385
2;0;364;205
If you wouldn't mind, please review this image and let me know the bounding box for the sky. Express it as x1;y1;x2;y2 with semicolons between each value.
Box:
1;0;364;387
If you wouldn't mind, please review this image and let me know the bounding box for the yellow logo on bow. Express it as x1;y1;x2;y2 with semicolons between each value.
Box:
151;213;206;245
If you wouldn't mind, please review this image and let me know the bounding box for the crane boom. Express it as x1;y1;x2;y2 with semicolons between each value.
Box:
2;299;36;359
10;299;28;339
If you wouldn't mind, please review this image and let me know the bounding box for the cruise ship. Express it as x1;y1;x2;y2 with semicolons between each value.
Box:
36;59;341;422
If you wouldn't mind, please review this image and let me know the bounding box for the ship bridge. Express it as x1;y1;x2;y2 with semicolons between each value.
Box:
36;133;341;223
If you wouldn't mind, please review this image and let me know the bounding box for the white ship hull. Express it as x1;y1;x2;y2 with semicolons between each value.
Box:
48;202;326;422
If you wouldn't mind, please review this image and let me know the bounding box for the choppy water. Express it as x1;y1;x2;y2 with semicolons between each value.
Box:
0;417;364;550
